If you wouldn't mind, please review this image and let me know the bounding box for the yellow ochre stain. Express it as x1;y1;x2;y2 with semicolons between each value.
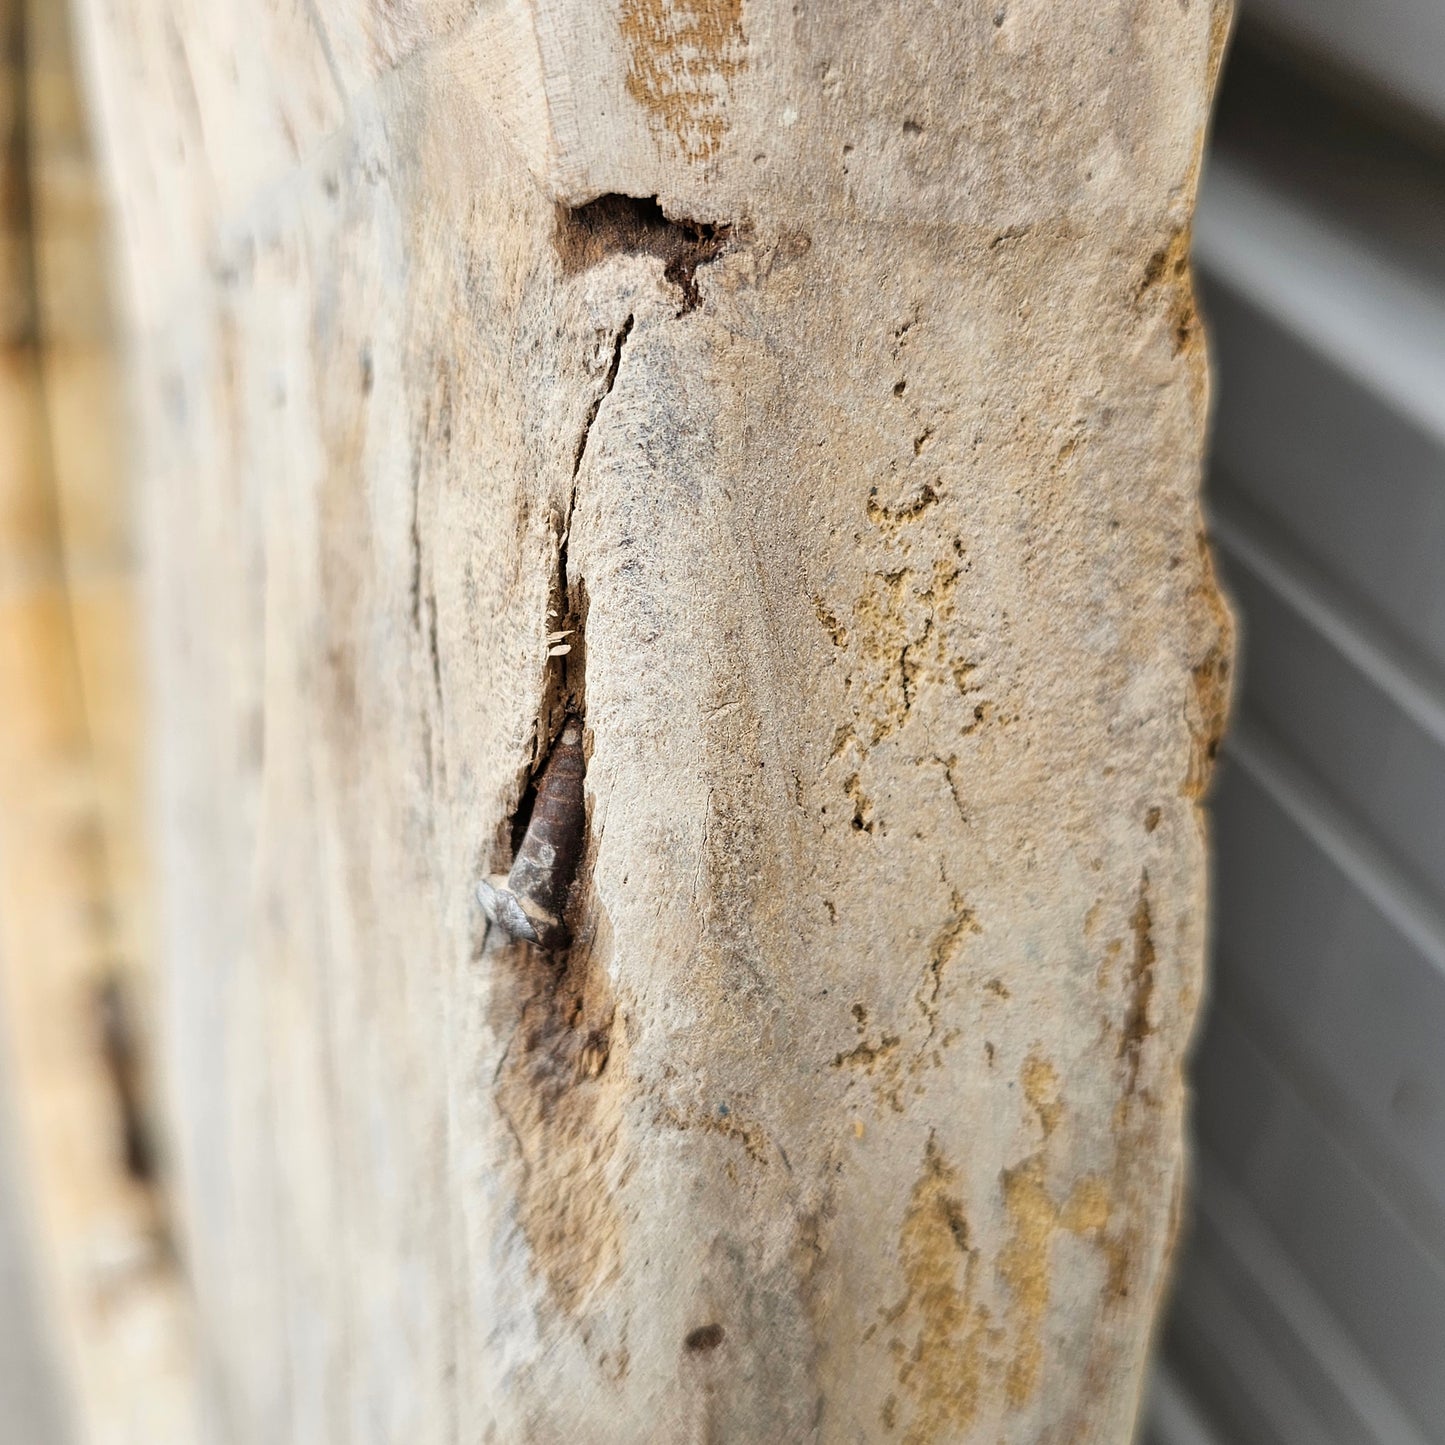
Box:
1021;1054;1061;1140
619;0;746;163
891;1138;994;1443
999;1055;1112;1410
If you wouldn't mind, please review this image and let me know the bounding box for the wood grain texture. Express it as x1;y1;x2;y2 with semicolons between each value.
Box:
72;1;1233;1439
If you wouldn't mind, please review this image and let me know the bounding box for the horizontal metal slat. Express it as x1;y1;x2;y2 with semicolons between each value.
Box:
1200;291;1445;684
1243;0;1445;135
1140;1363;1228;1445
1224;720;1445;979
1168;1152;1435;1445
1212;554;1445;912
1210;484;1445;756
1191;1004;1445;1426
1195;157;1445;446
1211;737;1445;1204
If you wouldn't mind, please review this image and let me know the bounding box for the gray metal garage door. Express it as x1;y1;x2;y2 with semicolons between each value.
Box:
1145;6;1445;1443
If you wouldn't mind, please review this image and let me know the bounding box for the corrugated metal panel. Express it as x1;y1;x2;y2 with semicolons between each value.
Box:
1152;15;1445;1444
1247;0;1445;132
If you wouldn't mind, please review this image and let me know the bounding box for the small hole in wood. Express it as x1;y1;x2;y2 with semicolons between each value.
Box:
684;1323;725;1353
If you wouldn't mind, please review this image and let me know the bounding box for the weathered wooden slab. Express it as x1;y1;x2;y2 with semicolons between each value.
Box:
71;2;1232;1439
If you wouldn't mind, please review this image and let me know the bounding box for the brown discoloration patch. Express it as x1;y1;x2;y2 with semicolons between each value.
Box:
998;1162;1111;1409
834;1032;905;1113
849;559;965;745
1097;935;1123;991
812;593;849;647
492;914;625;1315
1117;872;1155;1096
1055;1075;1184;1435
866;479;940;533
655;1099;770;1164
94;976;157;1183
1136;225;1198;357
683;1322;725;1352
1183;529;1236;801
1184;641;1231;798
918;898;981;1043
834;1034;900;1070
999;1161;1109;1410
1021;1054;1061;1141
844;771;877;833
619;0;746;164
890;1139;993;1443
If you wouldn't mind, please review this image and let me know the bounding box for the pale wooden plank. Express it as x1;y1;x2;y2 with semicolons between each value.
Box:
70;0;1234;1436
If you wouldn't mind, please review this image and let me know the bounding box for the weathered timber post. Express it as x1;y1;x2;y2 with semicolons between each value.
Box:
66;1;1233;1439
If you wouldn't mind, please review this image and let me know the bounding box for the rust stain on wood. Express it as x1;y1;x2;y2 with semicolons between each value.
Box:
619;0;746;163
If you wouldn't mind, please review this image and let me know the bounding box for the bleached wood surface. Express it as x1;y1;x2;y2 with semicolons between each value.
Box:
69;1;1232;1439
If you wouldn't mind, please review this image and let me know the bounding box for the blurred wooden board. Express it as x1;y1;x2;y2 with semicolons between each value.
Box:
0;1;195;1440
